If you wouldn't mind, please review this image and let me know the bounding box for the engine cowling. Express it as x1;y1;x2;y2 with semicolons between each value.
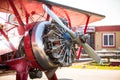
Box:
23;20;77;70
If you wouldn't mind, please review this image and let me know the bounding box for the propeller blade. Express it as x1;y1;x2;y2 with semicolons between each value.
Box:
82;43;102;64
43;4;77;41
43;4;102;64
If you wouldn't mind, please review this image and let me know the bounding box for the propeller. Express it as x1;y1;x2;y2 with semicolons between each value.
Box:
81;43;102;64
43;4;102;64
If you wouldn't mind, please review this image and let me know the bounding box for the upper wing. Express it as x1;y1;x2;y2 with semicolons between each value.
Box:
0;0;105;27
40;0;105;27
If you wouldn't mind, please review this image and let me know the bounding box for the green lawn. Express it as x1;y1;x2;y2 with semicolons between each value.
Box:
70;62;120;70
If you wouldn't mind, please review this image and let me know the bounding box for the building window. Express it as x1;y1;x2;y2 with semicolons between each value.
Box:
102;33;115;47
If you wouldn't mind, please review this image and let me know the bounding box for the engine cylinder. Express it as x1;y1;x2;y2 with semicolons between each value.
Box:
24;20;76;70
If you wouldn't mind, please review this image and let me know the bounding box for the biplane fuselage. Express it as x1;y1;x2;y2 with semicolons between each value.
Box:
0;0;105;80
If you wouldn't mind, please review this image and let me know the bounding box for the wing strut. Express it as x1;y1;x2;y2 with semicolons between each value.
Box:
8;0;25;35
77;15;90;59
0;29;16;51
20;0;29;24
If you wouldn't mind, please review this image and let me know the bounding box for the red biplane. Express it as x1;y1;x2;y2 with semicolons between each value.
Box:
0;0;105;80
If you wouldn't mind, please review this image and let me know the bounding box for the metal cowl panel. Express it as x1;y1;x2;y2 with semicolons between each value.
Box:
31;21;58;70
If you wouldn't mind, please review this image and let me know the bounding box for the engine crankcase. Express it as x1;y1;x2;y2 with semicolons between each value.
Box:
31;21;76;70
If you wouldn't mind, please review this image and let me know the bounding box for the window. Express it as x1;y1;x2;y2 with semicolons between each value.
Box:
103;33;115;47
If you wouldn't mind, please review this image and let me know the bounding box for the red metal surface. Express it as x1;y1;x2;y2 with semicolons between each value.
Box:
6;58;29;80
24;32;43;70
7;0;24;26
52;6;103;27
8;0;25;35
25;22;37;31
45;72;58;80
48;73;58;80
19;0;30;24
84;16;90;34
77;15;90;59
24;25;58;80
63;9;71;27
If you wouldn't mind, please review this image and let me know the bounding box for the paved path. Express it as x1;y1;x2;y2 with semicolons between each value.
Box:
56;68;120;80
0;68;120;80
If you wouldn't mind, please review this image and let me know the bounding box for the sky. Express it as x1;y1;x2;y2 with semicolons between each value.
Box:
0;0;120;26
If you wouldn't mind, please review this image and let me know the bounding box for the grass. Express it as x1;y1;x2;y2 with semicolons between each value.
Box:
70;62;120;70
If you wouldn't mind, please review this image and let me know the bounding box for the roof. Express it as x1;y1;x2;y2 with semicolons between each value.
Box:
96;25;120;31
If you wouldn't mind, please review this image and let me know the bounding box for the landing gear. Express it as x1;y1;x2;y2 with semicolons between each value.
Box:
6;58;29;80
29;68;42;79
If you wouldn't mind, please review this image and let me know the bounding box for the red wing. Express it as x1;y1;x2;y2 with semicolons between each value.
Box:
0;0;105;27
0;0;46;22
52;6;104;27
